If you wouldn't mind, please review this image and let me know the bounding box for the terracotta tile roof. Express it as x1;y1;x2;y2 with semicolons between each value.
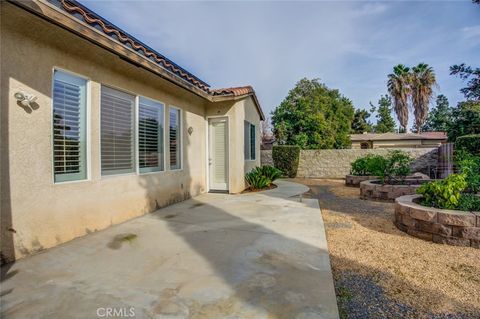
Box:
211;86;254;97
56;0;210;92
40;0;264;120
350;132;448;141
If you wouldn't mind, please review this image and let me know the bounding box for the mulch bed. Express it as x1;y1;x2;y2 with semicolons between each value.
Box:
241;183;277;193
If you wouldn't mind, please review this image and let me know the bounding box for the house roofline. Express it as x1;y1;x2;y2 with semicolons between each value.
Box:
7;0;265;121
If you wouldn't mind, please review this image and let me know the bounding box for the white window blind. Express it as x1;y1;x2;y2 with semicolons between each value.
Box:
138;97;164;173
244;121;256;160
169;108;181;170
52;70;87;183
101;87;135;175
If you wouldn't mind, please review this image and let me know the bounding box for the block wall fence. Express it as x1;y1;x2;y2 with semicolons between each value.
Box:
261;148;438;178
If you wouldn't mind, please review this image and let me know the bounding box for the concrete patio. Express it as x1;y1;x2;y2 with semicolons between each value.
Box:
0;180;339;319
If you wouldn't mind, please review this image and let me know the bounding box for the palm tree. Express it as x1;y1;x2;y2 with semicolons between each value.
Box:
411;63;437;133
387;64;411;132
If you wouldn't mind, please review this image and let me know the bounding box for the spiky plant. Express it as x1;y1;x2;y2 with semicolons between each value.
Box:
387;64;411;131
411;63;437;133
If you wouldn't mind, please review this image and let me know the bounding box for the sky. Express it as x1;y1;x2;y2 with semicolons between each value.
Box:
82;0;480;128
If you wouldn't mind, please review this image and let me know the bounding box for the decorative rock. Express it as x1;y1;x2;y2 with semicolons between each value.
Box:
345;175;378;187
409;207;437;222
437;211;476;227
415;220;452;237
407;229;433;241
472;240;480;249
360;180;428;202
432;235;471;247
452;226;480;239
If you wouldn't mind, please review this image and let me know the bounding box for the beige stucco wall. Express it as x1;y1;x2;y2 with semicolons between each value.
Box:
205;97;261;194
0;3;264;262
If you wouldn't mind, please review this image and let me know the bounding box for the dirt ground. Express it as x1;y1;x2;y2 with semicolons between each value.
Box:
294;178;480;319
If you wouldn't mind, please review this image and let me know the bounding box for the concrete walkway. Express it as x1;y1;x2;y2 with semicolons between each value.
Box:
0;180;339;319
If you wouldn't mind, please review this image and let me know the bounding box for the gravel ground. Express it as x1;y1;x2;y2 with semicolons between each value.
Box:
294;178;480;319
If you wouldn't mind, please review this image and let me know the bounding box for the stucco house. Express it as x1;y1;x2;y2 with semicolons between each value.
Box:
0;0;265;263
350;132;448;149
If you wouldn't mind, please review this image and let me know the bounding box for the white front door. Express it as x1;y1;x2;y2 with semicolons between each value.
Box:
208;117;228;191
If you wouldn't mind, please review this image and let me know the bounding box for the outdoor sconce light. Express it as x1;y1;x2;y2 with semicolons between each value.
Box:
188;126;193;135
14;91;37;107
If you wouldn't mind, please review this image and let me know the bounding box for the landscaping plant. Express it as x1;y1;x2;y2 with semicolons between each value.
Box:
417;174;468;209
256;165;282;182
457;193;480;212
350;154;386;176
244;165;282;190
272;145;300;178
455;134;480;155
381;150;413;183
455;150;480;193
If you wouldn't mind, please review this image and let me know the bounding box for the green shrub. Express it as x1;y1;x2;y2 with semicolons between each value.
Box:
455;134;480;155
455;151;480;193
350;154;386;176
457;193;480;212
245;170;271;189
417;174;468;209
272;145;300;178
256;165;282;182
244;165;282;190
381;150;413;183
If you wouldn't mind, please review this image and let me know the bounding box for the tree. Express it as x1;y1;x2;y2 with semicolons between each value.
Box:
387;64;411;131
371;95;396;133
260;117;273;141
447;101;480;141
351;109;372;133
411;63;437;132
450;64;480;101
421;95;451;132
271;78;355;149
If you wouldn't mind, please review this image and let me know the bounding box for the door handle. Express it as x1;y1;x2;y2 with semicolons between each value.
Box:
208;158;212;165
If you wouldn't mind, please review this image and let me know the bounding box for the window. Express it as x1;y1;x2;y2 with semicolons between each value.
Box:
100;86;135;176
244;121;256;160
169;107;181;170
52;70;87;183
138;97;164;173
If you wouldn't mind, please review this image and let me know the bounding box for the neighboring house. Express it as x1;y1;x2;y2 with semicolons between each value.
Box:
350;132;447;149
0;0;264;263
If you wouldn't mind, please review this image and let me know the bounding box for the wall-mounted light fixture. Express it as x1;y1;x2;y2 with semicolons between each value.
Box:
188;126;194;135
14;91;37;108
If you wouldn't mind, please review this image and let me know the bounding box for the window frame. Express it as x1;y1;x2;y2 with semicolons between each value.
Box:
168;106;183;171
100;85;137;177
51;68;91;184
244;121;256;161
137;96;166;175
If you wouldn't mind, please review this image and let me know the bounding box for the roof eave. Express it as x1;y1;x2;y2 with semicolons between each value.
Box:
9;0;212;100
211;93;265;121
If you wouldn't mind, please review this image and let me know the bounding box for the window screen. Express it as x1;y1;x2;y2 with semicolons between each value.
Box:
100;86;135;175
138;97;164;173
52;70;87;182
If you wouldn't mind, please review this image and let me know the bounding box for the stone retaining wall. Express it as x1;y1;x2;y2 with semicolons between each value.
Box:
345;175;378;187
395;195;480;248
360;180;428;201
261;148;438;178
